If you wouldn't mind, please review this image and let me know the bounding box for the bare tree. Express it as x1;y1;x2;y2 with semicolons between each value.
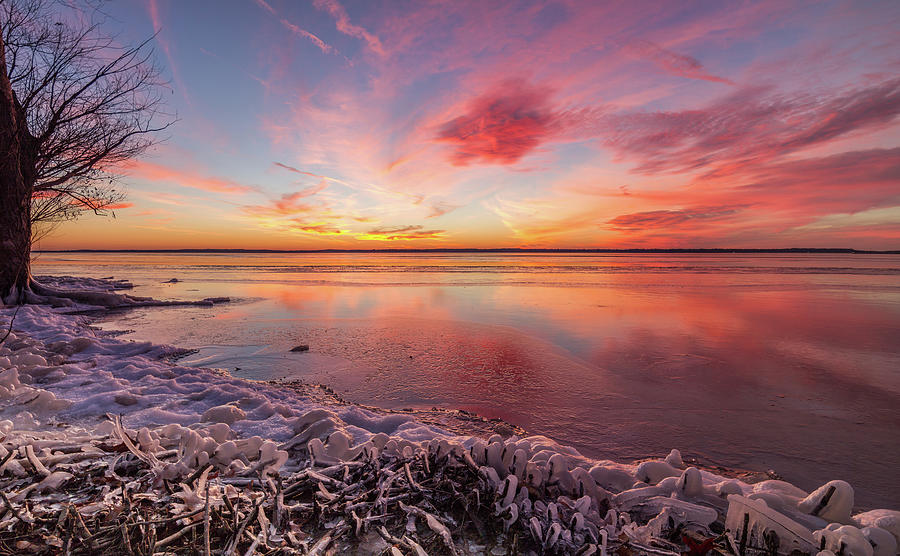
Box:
0;0;171;303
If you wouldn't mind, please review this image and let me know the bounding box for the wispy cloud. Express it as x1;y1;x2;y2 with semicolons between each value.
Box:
243;183;328;218
273;162;327;179
252;0;276;15
272;162;352;186
146;0;189;103
601;78;900;176
427;201;459;218
624;40;734;85
313;0;384;55
279;19;338;55
607;205;744;231
249;0;341;56
360;225;445;240
114;160;255;194
289;222;345;235
488;145;900;247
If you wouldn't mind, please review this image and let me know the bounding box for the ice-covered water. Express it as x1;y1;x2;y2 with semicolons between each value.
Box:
31;251;900;508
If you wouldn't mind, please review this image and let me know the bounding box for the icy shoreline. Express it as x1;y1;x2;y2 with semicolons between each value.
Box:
0;277;898;554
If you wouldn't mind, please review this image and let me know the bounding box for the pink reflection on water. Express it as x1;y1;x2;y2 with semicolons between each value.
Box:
32;252;900;508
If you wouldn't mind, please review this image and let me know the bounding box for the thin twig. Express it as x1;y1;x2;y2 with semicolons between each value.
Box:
0;305;21;346
204;480;211;556
0;491;25;523
154;522;202;549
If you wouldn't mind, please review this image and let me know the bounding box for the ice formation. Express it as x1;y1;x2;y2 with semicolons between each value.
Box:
0;278;897;554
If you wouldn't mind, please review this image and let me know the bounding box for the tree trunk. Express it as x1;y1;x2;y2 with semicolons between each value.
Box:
0;30;33;304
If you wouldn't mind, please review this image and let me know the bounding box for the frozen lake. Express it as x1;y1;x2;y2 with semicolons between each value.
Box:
32;251;900;508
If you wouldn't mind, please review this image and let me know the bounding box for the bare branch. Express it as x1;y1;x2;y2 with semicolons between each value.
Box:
2;0;173;228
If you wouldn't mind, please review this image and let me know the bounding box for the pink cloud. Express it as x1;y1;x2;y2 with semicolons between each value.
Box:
427;201;459;219
624;40;734;85
280;18;338;55
252;0;276;15
435;80;574;165
490;144;900;247
313;0;384;55
732;147;900;216
608;205;744;231
243;184;327;218
602;78;900;176
115;160;254;194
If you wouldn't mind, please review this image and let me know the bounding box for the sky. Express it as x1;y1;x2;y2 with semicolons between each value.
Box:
39;0;900;250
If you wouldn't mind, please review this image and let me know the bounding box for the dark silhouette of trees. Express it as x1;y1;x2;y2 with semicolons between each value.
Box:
1;0;171;303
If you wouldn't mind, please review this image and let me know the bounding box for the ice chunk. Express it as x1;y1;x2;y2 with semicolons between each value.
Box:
854;510;900;547
255;440;288;476
799;480;854;524
201;404;246;425
589;463;634;492
814;524;873;556
861;526;897;556
10;354;47;367
725;494;817;555
665;448;683;468
634;460;680;485
675;467;703;497
290;409;340;434
0;367;22;395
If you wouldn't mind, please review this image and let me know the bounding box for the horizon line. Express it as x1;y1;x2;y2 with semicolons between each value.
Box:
34;247;900;254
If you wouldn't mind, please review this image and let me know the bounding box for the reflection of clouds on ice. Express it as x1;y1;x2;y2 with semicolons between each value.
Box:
28;255;900;511
1;285;899;553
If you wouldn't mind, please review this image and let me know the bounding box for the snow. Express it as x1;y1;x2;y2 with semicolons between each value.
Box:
1;275;898;552
201;403;247;424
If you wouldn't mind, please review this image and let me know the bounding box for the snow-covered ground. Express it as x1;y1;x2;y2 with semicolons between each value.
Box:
1;277;898;555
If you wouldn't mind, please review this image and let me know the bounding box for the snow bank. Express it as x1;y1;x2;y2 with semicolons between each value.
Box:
0;302;473;451
1;279;897;554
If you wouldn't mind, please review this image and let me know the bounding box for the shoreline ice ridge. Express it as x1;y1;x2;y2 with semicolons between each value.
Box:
0;275;897;554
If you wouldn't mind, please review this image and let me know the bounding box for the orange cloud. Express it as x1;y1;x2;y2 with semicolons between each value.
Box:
290;222;345;235
359;225;445;240
490;145;900;247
